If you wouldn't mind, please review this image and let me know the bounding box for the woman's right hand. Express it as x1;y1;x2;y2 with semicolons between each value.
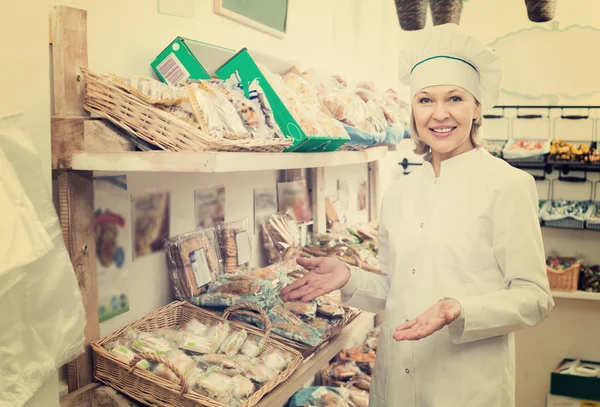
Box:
280;257;351;302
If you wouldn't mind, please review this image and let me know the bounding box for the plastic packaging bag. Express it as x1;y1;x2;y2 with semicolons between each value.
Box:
217;219;252;274
165;228;223;303
196;81;252;140
185;82;224;138
0;113;86;407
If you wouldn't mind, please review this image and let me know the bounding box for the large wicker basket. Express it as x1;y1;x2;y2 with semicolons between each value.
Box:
546;262;581;292
91;301;303;407
82;69;293;153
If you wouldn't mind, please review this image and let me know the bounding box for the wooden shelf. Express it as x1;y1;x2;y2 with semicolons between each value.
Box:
66;146;388;173
552;291;600;301
254;312;374;407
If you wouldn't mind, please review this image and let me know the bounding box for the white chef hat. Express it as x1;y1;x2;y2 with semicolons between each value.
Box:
399;23;502;109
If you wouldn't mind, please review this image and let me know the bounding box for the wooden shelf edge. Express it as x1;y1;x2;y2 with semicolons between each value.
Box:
254;312;375;407
68;146;388;173
552;290;600;301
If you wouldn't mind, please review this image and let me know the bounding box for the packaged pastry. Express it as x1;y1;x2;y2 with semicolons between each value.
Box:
206;322;230;352
328;361;363;381
184;82;224;138
248;363;279;383
311;387;349;407
151;350;196;383
176;332;213;354
179;319;209;336
260;349;291;372
268;305;323;346
194;354;244;373
196;372;234;405
231;375;255;399
110;74;187;106
316;296;345;319
124;330;174;355
284;300;317;322
240;338;263;358
196;80;251;140
165;228;223;302
217;219;252;274
219;329;248;357
208;280;261;295
348;387;369;407
195;292;246;308
152;328;181;345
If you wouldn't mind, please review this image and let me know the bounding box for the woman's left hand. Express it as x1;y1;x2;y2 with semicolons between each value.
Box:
393;298;462;341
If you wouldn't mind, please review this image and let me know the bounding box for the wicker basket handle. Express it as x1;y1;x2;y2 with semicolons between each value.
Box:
128;352;190;398
223;302;272;342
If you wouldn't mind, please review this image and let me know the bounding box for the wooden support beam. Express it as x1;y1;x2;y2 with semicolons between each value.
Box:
58;170;99;392
309;167;326;234
52;117;134;169
368;161;380;221
51;6;88;116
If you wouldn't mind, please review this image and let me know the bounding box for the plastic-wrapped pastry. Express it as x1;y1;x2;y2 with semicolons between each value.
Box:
232;375;255;399
196;372;234;405
125;330;174;355
282;72;320;102
329;361;363;381
316;297;345;319
184;82;223;138
348;387;369;407
260;349;290;372
110;74;186;106
268;305;323;346
196;293;246;307
153;328;181;345
248;78;283;138
152;350;196;383
315;111;350;139
240;338;262;358
209;280;261;295
206;322;230;352
177;332;213;354
194;354;243;373
199;81;251;140
286;101;325;136
311;387;349;407
108;341;151;370
219;329;248;357
248;363;279;383
180;319;209;336
232;354;257;372
284;300;317;322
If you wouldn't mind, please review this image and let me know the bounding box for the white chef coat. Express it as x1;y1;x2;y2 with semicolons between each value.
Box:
341;147;554;407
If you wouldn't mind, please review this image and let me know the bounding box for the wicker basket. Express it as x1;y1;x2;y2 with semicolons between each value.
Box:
429;0;463;25
395;0;427;31
524;0;557;23
546;261;581;292
91;301;302;407
82;69;292;153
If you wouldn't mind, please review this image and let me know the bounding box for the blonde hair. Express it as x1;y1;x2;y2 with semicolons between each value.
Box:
411;112;483;156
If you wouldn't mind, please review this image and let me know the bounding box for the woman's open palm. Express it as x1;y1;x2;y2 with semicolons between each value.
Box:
393;298;461;341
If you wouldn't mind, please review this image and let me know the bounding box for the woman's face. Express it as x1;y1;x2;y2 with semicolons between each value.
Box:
412;85;481;155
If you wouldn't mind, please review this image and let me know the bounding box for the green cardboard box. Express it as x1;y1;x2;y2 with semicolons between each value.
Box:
151;37;212;85
215;48;348;152
550;359;600;402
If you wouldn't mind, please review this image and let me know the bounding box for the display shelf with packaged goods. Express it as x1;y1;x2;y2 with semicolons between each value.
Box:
50;5;382;404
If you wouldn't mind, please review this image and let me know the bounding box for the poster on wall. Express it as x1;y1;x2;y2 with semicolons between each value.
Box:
94;176;131;323
132;191;170;259
277;180;313;224
358;179;368;212
194;185;226;229
254;187;278;233
337;179;351;218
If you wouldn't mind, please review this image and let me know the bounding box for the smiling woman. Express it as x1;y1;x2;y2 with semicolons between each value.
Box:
410;85;483;161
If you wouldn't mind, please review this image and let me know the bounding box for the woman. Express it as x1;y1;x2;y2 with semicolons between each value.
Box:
282;24;554;407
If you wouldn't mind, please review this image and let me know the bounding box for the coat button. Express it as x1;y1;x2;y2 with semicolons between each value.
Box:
406;319;410;323
434;179;438;184
420;223;424;228
405;368;410;374
412;269;416;274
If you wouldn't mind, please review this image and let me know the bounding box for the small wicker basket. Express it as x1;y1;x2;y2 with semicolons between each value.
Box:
524;0;557;23
91;301;302;407
394;0;427;31
429;0;463;26
82;69;292;153
546;259;582;292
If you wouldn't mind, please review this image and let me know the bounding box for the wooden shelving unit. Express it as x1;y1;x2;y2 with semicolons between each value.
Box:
50;6;383;406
